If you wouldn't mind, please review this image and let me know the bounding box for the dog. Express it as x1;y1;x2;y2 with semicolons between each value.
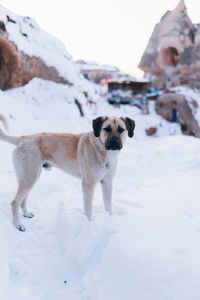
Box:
0;115;135;231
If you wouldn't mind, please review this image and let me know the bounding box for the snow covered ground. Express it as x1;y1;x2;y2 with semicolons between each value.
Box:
1;79;200;300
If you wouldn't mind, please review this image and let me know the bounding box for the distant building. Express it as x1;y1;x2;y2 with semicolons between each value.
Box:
108;76;149;93
76;60;119;83
138;0;200;89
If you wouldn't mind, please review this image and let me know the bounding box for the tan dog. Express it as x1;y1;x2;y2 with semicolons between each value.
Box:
0;115;135;231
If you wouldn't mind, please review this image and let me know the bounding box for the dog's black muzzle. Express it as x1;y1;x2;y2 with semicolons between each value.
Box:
105;137;122;151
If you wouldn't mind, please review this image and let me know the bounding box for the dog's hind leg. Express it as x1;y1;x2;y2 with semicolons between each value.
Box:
11;172;41;231
11;186;30;232
21;196;34;218
11;147;43;231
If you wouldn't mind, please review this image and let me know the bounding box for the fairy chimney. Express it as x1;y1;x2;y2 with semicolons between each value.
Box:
139;0;200;89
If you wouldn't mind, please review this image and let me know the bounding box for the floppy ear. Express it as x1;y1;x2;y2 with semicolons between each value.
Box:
122;117;135;138
93;116;105;137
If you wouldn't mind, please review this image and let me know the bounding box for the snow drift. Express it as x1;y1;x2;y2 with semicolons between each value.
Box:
0;78;200;300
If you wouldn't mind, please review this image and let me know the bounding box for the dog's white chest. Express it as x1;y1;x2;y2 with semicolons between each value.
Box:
104;151;118;170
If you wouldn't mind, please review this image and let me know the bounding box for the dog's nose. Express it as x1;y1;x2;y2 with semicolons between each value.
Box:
106;137;122;150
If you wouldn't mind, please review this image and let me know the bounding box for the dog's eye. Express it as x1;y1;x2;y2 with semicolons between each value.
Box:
118;126;125;133
104;126;111;133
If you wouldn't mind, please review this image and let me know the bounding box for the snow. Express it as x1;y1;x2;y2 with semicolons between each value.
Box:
1;79;200;299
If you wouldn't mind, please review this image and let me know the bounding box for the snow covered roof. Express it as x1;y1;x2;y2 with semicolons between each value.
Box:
108;76;150;83
77;61;118;72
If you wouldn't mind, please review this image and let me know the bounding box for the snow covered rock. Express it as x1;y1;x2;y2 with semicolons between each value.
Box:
156;93;200;137
145;127;157;136
0;5;91;92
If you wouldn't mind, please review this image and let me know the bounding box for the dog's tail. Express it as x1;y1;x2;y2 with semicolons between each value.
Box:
0;115;20;146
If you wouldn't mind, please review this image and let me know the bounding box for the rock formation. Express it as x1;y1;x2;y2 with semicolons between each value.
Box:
0;6;86;90
0;30;69;90
145;127;157;136
139;0;200;89
156;93;200;137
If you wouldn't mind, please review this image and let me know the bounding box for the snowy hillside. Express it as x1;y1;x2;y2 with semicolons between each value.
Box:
1;79;200;299
0;4;98;97
0;4;75;82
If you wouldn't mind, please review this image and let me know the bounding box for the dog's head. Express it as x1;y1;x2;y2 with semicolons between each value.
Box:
93;116;135;151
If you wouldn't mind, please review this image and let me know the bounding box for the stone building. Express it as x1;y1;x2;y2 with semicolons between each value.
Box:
139;0;200;89
76;60;119;83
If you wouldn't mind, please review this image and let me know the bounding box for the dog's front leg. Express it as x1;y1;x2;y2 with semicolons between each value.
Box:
82;181;95;221
100;177;113;215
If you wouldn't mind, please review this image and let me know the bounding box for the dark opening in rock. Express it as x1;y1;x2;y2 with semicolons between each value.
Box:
172;108;178;122
160;47;179;67
181;124;187;133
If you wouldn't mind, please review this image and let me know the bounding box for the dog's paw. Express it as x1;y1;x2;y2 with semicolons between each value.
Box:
23;212;34;218
16;223;26;232
43;162;52;171
84;211;92;221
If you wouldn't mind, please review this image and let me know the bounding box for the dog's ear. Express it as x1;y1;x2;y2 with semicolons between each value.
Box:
122;117;135;138
93;116;105;137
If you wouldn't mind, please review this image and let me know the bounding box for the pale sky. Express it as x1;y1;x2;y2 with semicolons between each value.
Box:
1;0;199;76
